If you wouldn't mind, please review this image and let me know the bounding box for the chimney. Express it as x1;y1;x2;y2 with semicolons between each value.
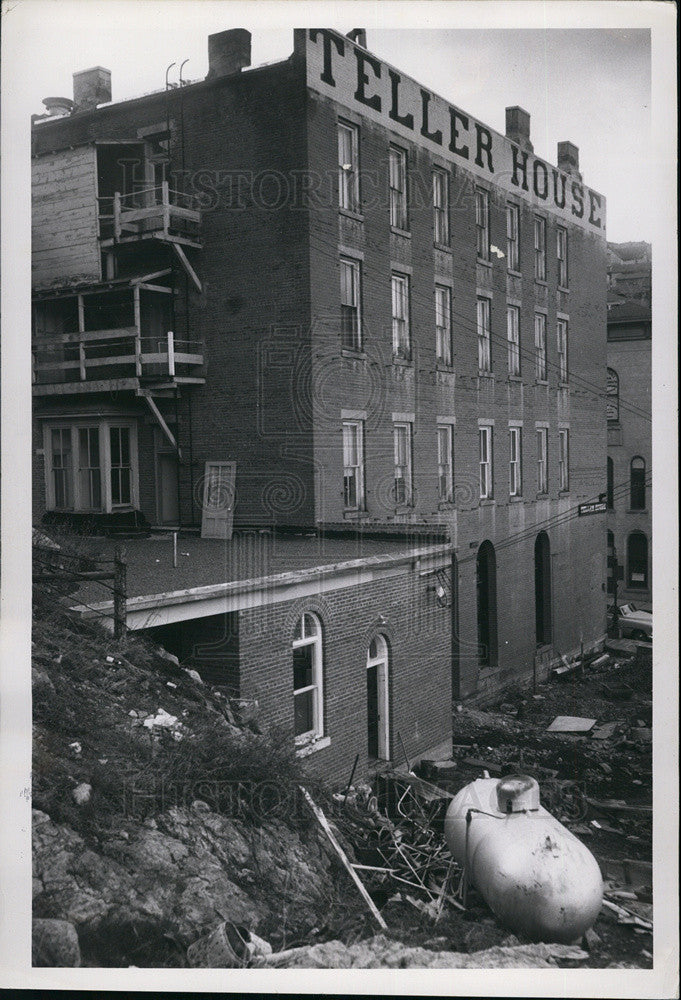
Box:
73;67;111;113
42;96;74;117
206;29;251;79
346;28;367;48
557;141;582;180
505;106;533;153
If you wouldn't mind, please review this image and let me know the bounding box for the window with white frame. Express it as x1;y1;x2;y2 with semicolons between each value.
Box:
389;145;408;230
557;226;568;288
534;312;547;380
391;273;411;360
536;427;548;494
393;422;413;505
338;120;360;213
506;203;519;271
506;304;520;376
342;420;365;510
509;426;522;497
433;168;449;245
435;285;452;366
340;257;361;351
558;428;569;491
292;612;324;740
45;421;137;512
479;425;493;499
557;318;568;383
437;424;454;502
475;187;490;261
477;296;491;372
534;215;546;281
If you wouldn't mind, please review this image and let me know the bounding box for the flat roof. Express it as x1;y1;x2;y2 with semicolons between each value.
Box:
59;530;451;608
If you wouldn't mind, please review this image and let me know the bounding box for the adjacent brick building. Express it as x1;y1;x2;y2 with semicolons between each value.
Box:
31;28;609;777
606;242;652;609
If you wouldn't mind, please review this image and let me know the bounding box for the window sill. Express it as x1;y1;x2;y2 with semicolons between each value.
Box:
390;226;411;239
341;348;367;361
558;490;571;497
558;285;570;294
535;379;549;386
295;735;331;758
534;279;548;287
509;494;524;502
479;498;495;506
477;257;492;268
343;507;369;517
536;492;549;500
558;382;569;389
392;356;413;366
435;362;455;373
434;242;452;254
437;500;455;510
507;373;522;382
339;208;364;223
507;268;522;278
478;370;494;379
627;509;649;514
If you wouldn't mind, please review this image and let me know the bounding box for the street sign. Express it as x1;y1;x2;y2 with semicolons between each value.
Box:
578;501;607;516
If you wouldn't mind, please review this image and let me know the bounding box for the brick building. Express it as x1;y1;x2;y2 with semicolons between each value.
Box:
31;28;609;777
606;242;652;609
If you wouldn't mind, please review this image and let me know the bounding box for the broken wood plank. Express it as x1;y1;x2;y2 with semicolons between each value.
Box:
587;797;652;815
299;786;388;930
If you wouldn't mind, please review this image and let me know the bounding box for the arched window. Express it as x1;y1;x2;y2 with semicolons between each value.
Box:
292;612;324;740
534;532;552;646
606;368;619;422
627;532;648;589
630;456;646;510
476;541;498;668
606;456;614;509
366;635;390;760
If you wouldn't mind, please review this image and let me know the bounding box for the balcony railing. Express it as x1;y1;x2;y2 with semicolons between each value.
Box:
32;329;204;388
99;182;201;246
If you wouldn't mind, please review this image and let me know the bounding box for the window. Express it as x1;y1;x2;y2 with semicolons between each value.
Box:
78;427;102;510
292;612;324;740
627;532;648;589
607;456;614;509
479;425;493;499
366;635;390;760
391;273;411;360
477;296;491;373
389;146;408;230
435;285;452;366
630;456;646;510
558;429;569;491
342;420;365;510
50;427;73;509
534;215;546;281
437;424;454;502
606;368;619;422
506;305;520;376
475;187;490;261
506;203;519;271
340;257;361;351
557;318;568;383
534;312;547;381
557;226;568;287
45;422;137;512
393;422;413;505
338;121;359;213
536;427;548;494
477;541;498;667
509;426;522;496
433;168;449;245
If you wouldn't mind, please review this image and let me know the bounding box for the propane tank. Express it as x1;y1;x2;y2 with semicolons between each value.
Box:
444;775;603;943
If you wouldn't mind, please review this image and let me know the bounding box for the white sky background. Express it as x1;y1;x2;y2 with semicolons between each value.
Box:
4;2;651;243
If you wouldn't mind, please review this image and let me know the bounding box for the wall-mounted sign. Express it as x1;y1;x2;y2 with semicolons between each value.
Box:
304;29;606;234
578;501;607;516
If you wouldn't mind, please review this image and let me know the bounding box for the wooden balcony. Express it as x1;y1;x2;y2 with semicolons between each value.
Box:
99;181;201;249
32;328;204;396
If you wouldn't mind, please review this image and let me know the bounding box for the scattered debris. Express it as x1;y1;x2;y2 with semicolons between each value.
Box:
72;783;92;806
142;708;179;730
546;716;596;733
187;920;272;968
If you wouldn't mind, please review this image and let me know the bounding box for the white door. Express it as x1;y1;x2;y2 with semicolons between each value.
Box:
201;461;236;539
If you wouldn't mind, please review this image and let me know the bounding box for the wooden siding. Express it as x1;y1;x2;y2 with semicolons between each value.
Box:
32;145;101;289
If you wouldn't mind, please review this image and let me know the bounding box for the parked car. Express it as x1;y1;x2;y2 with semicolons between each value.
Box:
608;603;652;640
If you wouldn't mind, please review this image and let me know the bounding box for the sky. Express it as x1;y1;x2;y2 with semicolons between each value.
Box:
2;1;654;243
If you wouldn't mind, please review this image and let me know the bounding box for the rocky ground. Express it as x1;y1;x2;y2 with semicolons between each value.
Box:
31;575;652;969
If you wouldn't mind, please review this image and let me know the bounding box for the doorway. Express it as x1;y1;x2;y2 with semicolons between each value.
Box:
534;531;552;646
476;541;498;668
366;635;390;760
154;427;179;525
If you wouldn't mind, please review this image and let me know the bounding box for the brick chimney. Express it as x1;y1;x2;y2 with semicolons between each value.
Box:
557;141;582;180
72;67;112;113
347;28;367;48
505;106;533;153
206;29;252;79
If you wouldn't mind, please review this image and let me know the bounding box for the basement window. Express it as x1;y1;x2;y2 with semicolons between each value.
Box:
292;612;324;742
